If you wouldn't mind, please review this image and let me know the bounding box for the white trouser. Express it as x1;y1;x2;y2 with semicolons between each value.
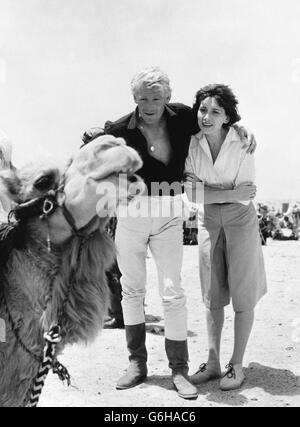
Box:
115;196;188;341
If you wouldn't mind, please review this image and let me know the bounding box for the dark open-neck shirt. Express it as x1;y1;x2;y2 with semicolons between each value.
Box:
104;103;196;195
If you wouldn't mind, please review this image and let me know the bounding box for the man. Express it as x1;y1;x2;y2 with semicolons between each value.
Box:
82;66;256;400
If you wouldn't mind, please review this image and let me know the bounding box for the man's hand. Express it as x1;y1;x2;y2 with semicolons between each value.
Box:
81;127;105;144
233;125;257;154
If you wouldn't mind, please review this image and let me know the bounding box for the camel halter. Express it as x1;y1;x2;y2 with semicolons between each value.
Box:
9;185;96;250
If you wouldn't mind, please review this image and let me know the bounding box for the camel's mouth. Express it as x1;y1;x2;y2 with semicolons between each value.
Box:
56;136;145;230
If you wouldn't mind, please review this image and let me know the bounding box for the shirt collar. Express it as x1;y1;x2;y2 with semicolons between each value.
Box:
127;108;139;129
193;127;241;163
194;126;240;146
127;104;177;130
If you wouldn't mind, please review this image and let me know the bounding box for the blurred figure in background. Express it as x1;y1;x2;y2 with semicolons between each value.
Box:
257;203;272;245
105;216;124;329
0;129;13;222
0;129;12;169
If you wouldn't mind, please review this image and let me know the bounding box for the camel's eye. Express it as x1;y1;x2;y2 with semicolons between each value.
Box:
34;174;55;191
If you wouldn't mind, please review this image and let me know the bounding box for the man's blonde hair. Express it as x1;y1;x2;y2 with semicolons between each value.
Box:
131;66;172;99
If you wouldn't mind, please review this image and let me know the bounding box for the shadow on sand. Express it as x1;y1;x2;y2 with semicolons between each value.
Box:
141;375;174;392
199;362;300;407
138;363;300;406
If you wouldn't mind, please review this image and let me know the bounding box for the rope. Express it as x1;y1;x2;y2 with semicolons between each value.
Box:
25;325;70;408
24;236;90;407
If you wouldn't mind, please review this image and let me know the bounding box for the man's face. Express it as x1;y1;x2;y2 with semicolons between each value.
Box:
134;84;170;125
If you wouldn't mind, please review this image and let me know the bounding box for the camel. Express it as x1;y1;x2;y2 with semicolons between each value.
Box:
0;135;143;407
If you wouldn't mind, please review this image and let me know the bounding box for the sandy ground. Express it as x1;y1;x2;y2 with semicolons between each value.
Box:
39;239;300;407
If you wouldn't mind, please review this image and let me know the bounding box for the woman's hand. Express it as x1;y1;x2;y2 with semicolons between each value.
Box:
234;183;257;201
184;171;201;183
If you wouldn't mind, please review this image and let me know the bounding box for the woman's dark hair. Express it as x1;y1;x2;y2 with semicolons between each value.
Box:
192;84;241;132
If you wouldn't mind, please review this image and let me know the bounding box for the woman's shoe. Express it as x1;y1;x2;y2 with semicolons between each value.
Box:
220;363;245;391
189;362;222;385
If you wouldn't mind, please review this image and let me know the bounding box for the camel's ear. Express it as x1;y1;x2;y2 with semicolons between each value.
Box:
0;169;21;209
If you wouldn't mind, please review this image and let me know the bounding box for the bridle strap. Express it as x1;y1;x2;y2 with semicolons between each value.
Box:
11;193;59;222
61;204;79;236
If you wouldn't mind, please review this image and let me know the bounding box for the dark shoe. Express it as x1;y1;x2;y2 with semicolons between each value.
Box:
172;372;198;400
165;339;198;400
116;323;148;390
116;360;147;390
104;317;124;329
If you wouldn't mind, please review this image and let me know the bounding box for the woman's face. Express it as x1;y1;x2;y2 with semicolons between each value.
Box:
197;97;229;135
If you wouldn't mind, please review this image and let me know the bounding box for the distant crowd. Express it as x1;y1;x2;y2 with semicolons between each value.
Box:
256;202;300;245
183;202;300;246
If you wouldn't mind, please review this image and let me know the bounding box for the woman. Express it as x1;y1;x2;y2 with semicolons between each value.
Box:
184;84;267;390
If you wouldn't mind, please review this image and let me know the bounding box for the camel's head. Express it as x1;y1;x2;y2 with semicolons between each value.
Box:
63;134;143;229
0;135;143;242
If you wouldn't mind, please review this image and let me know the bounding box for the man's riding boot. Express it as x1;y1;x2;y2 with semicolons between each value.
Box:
165;338;198;400
116;323;148;390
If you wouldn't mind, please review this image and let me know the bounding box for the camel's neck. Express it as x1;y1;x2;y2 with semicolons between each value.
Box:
7;237;58;307
2;226;113;345
0;241;53;407
0;226;113;407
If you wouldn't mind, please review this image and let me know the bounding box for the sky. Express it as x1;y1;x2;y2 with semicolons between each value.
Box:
0;0;300;201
